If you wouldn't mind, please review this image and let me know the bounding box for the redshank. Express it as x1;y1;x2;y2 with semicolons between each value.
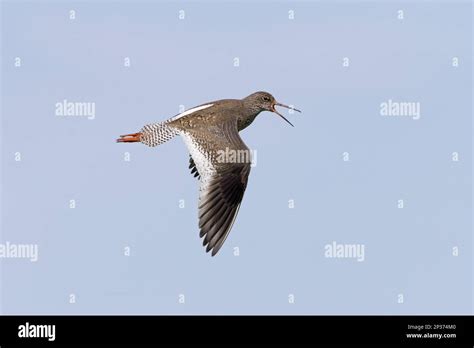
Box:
117;91;300;256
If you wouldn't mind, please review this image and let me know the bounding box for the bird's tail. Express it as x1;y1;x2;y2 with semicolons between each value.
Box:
116;132;141;143
117;121;179;147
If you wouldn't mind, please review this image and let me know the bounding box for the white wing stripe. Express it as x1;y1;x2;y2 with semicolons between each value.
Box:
170;104;214;121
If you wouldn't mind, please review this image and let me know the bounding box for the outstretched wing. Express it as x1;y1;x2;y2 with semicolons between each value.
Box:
179;118;251;256
198;162;250;256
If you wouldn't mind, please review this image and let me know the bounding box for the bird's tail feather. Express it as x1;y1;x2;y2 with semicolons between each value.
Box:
116;132;141;143
117;121;179;147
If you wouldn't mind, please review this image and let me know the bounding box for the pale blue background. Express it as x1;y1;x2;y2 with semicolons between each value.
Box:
1;0;472;314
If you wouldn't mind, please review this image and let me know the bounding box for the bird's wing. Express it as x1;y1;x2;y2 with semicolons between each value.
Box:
180;118;251;256
198;161;250;256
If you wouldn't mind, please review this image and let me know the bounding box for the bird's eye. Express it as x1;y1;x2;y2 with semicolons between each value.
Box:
263;96;270;102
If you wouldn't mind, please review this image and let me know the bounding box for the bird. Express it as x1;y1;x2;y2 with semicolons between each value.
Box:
117;91;301;256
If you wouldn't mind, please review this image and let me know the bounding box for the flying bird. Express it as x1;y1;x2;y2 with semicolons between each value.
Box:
117;91;300;256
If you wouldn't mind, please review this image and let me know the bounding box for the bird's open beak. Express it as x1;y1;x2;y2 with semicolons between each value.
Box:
272;102;301;127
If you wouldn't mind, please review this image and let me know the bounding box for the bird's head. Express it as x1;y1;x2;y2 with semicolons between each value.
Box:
244;91;301;127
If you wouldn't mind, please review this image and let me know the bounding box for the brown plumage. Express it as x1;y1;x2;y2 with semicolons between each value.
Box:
117;91;300;256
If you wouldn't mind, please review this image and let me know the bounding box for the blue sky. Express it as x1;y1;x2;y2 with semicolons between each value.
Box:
1;0;472;314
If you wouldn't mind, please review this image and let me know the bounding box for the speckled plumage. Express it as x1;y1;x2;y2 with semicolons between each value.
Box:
117;91;300;256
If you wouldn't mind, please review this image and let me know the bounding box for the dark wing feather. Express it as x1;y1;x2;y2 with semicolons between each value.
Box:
182;117;251;256
188;156;200;179
199;163;250;256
